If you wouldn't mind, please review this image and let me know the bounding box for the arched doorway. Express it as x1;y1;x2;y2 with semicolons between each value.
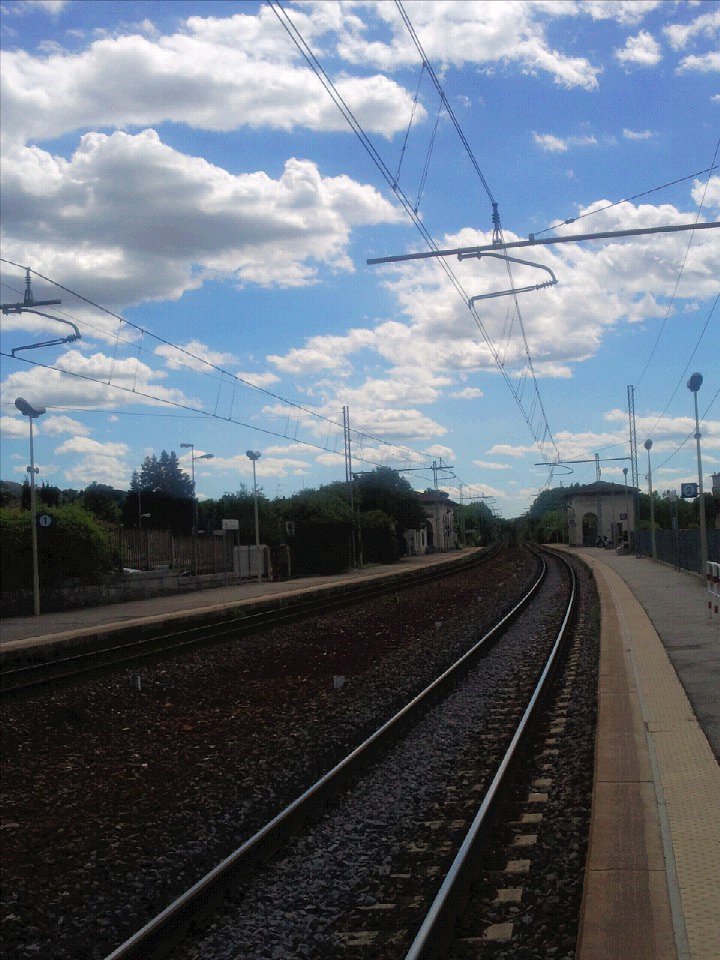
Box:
582;512;598;546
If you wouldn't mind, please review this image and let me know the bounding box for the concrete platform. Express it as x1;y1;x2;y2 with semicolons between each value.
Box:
0;548;483;657
569;548;720;960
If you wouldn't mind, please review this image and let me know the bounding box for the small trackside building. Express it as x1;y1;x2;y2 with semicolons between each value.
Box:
563;480;638;547
418;490;458;552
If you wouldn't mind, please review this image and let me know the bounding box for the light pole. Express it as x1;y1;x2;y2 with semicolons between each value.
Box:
622;466;630;545
246;450;262;582
644;438;656;560
15;397;46;616
687;372;708;576
180;443;214;577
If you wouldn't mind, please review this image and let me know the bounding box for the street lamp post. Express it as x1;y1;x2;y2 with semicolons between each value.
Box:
644;439;656;560
246;450;262;582
687;372;708;577
622;466;630;544
180;443;214;577
15;397;46;616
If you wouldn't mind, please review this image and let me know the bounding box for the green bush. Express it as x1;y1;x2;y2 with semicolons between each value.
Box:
0;505;119;591
359;510;399;564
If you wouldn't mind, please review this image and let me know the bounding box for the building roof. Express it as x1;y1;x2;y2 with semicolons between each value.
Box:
563;480;637;497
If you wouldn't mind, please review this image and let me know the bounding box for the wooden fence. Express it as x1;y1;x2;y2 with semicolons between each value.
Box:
107;528;234;575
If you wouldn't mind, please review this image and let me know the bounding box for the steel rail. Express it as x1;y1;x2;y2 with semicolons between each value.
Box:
102;551;548;960
404;548;577;958
0;548;498;697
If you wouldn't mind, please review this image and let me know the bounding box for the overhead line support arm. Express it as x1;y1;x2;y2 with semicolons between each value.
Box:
367;221;720;266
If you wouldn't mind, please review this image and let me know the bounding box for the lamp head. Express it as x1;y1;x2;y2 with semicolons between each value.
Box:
180;443;193;449
644;438;652;451
687;372;703;393
197;453;214;461
246;450;261;461
15;397;45;418
623;467;628;477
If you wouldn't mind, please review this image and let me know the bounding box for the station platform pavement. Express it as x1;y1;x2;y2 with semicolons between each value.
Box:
0;547;483;656
563;547;720;960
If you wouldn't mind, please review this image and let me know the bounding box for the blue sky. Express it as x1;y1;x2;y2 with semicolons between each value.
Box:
1;0;718;516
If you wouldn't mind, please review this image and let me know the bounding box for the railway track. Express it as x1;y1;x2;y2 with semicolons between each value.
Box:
0;546;498;698
103;547;577;960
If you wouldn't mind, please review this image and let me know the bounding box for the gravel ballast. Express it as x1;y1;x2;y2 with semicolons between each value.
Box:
1;547;537;959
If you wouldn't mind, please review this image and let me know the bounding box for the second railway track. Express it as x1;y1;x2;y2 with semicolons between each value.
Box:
0;546;498;697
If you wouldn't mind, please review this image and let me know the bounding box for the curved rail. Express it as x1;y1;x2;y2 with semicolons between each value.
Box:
404;547;577;959
1;546;500;697
103;552;548;960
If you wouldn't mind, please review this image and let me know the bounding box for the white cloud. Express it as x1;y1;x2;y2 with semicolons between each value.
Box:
533;132;597;152
236;371;280;389
21;0;68;12
1;131;402;313
54;435;130;487
41;414;91;436
692;175;720;210
473;460;512;470
623;127;653;140
677;51;720;73
533;132;568;153
154;340;237;373
330;1;600;89
486;444;533;458
665;9;720;50
1;11;421;146
1;415;29;439
614;30;661;66
582;1;663;25
452;387;484;398
0;349;189;410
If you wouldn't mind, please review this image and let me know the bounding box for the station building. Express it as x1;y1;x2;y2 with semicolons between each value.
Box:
563;480;637;547
418;489;458;552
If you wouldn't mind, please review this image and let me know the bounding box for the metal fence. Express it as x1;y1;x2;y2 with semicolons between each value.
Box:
634;529;720;573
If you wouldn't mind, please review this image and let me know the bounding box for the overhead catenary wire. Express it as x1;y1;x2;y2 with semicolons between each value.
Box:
0;257;433;469
635;138;720;389
532;161;719;239
268;0;560;469
0;350;401;472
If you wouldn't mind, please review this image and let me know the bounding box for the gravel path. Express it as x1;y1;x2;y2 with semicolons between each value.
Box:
1;547;537;960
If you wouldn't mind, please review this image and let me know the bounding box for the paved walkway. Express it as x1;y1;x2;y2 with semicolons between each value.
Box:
571;547;719;758
0;549;482;652
569;547;720;960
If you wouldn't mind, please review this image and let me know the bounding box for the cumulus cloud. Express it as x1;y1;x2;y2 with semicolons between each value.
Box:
691;175;720;210
331;0;601;89
154;340;237;373
0;349;189;410
1;9;421;146
665;8;720;50
614;30;661;66
0;415;29;439
41;414;91;436
1;131;402;315
452;387;484;399
677;51;720;73
623;127;653;140
533;132;597;152
473;459;511;470
54;435;131;486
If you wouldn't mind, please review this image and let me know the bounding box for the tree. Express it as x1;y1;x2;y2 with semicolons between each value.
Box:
82;482;123;523
125;451;194;533
130;450;193;498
